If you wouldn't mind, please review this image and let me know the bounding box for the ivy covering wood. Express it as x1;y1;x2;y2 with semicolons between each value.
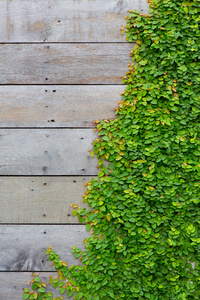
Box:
23;0;200;299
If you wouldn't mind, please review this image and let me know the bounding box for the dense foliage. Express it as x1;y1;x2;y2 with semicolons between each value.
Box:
24;0;200;299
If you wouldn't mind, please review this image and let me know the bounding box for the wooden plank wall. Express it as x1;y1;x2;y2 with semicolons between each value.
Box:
0;0;149;299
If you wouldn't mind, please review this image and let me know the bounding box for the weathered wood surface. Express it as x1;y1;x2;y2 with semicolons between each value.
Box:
0;85;123;127
0;1;149;299
0;272;75;300
0;43;133;84
0;0;149;43
0;225;89;271
0;129;98;175
0;176;92;223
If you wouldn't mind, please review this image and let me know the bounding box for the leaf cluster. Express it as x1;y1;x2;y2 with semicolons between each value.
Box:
24;0;200;299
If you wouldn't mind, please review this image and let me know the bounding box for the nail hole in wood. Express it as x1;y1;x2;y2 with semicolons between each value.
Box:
45;90;47;92
46;106;48;108
51;119;55;122
42;260;44;263
31;189;34;191
52;90;56;92
82;169;85;171
44;183;47;185
44;231;46;234
43;214;46;217
43;166;47;170
73;180;76;183
67;214;71;216
45;78;48;80
57;20;61;23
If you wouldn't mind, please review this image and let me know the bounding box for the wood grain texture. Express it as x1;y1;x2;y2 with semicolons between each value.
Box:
0;176;92;223
0;225;89;271
0;0;149;43
0;43;133;84
0;85;123;127
0;1;149;299
0;129;98;175
0;272;74;300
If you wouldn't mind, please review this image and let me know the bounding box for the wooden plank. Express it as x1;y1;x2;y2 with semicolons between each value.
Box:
0;0;149;43
0;85;123;127
0;43;133;85
0;176;92;224
0;129;98;175
0;225;89;271
0;272;75;300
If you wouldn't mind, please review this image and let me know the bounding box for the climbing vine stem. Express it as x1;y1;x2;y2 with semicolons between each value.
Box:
24;0;200;299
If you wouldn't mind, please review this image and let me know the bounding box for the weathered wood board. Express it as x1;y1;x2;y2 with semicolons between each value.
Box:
0;85;123;127
0;272;74;300
0;225;89;271
0;176;92;223
0;0;149;43
0;129;99;175
0;43;133;84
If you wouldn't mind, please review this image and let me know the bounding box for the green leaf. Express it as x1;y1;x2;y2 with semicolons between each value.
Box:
72;210;78;216
90;151;95;158
33;293;38;300
38;288;45;293
86;224;91;231
67;291;74;297
74;253;81;259
60;287;65;295
98;171;104;177
87;282;93;290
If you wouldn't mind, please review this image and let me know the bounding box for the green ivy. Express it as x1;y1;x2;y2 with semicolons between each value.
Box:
23;0;200;299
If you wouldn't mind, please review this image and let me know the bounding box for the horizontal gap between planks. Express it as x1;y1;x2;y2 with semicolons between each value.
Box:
0;42;129;45
0;223;85;226
0;270;58;273
0;83;126;86
0;127;95;129
0;84;126;87
0;175;98;177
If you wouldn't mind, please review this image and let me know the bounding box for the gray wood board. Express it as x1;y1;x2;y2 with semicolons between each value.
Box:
0;225;90;271
0;85;123;127
0;176;92;223
0;272;74;300
0;0;149;42
0;43;133;84
0;129;99;175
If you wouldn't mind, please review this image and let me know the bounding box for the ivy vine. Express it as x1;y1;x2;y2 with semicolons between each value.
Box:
23;0;200;299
